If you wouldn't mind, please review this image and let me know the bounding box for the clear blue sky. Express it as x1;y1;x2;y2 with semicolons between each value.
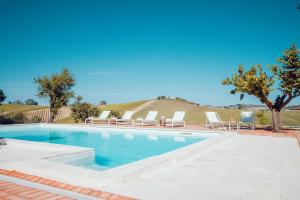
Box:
0;0;300;106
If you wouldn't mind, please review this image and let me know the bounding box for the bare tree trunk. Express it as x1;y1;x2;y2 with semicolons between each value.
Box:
49;107;55;123
271;109;282;132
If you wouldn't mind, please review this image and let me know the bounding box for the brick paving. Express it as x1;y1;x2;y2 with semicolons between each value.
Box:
0;180;73;200
0;169;135;200
85;123;300;147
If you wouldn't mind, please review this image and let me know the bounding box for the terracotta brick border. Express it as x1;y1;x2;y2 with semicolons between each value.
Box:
0;179;74;200
0;169;136;200
295;133;300;147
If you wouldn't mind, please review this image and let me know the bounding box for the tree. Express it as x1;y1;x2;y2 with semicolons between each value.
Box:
25;99;38;105
13;100;24;104
109;110;122;119
0;89;6;105
34;69;75;123
71;96;100;123
237;104;244;109
99;100;107;105
222;44;300;132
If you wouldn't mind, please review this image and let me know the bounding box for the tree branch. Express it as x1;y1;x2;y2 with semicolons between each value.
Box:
281;94;293;109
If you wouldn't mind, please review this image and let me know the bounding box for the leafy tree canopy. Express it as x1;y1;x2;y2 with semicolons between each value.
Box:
34;69;75;122
0;89;7;105
25;99;38;105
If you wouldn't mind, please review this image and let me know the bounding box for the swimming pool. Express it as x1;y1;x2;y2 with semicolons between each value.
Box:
0;125;212;171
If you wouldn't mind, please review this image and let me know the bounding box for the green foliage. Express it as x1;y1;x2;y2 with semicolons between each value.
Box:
30;115;42;123
175;97;188;102
109;110;122;119
11;112;27;123
25;99;38;105
0;112;26;124
222;44;300;130
0;112;42;124
272;44;300;109
157;96;167;100
0;89;6;105
237;104;244;109
255;111;268;125
222;64;275;107
99;100;107;105
8;100;24;104
34;69;75;122
71;96;100;123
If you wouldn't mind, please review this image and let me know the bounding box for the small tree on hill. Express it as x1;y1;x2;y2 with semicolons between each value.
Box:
99;100;107;105
34;69;75;123
0;89;6;106
222;44;300;132
25;99;38;105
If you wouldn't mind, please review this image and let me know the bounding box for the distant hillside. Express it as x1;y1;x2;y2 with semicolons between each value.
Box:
133;100;300;126
1;104;71;123
100;100;148;114
286;105;300;110
56;99;300;126
0;104;48;115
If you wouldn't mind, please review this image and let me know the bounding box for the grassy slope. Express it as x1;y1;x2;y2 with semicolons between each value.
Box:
134;100;300;126
101;100;148;115
55;116;75;124
0;104;48;114
55;100;147;123
54;99;300;126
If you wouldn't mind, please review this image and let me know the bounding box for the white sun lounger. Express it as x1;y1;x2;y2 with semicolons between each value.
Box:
165;111;186;128
116;111;134;125
205;112;228;131
85;110;111;124
135;111;158;127
239;111;255;130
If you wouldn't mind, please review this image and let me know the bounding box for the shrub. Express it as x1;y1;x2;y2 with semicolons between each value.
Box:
99;100;107;105
157;96;166;100
0;112;42;124
9;100;24;105
11;112;27;123
0;115;15;124
29;115;42;123
109;110;122;119
71;96;100;123
25;99;38;105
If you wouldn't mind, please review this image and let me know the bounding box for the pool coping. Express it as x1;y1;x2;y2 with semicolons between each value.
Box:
0;123;234;190
0;123;236;135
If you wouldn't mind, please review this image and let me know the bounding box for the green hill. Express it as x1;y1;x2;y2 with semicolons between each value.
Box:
55;100;147;124
133;99;300;126
101;100;148;114
55;99;300;126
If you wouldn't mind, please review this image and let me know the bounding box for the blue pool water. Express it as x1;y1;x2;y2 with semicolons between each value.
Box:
0;125;207;170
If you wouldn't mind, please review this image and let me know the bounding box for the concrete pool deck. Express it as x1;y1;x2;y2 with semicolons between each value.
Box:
0;125;300;200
